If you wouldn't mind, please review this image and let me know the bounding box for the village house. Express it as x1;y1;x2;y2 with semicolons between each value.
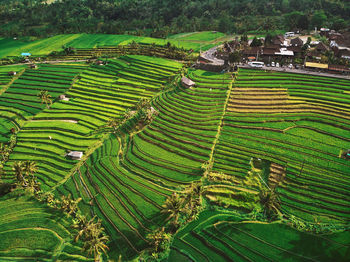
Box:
272;35;286;46
315;42;329;53
290;37;303;47
8;71;17;76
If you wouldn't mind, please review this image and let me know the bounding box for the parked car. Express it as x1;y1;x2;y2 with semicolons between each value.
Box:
248;61;265;68
288;64;293;69
276;63;280;67
271;62;275;67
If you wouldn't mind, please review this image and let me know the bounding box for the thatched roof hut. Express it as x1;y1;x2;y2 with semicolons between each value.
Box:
59;94;69;101
181;76;195;88
67;151;83;160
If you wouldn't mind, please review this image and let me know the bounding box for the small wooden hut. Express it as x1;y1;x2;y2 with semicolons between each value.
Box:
181;76;195;89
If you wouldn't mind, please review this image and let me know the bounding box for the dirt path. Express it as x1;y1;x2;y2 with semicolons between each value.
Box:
30;119;78;123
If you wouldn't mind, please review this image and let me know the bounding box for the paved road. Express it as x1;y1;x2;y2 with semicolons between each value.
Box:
239;64;350;80
201;46;224;65
6;59;89;66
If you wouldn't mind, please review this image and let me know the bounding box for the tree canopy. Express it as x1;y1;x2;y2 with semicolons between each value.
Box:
0;0;349;37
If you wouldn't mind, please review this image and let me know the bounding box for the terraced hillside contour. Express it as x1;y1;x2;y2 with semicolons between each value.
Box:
1;56;350;262
0;193;92;261
0;63;85;143
2;56;182;190
169;211;350;262
55;69;233;259
212;68;350;224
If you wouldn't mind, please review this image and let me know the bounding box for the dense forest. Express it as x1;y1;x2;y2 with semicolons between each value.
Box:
0;0;349;37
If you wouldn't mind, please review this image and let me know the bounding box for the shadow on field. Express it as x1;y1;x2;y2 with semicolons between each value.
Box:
283;231;349;262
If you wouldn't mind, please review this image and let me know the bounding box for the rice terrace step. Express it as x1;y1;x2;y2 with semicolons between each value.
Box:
0;9;350;260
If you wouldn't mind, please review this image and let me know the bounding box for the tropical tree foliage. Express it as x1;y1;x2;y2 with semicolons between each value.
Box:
12;160;40;193
37;90;52;109
0;0;348;37
73;215;109;261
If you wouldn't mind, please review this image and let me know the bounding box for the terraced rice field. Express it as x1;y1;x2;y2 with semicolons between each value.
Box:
212;68;350;224
0;65;26;93
1;55;350;261
54;68;233;259
169;211;350;262
2;56;182;190
0;193;92;261
0;32;229;59
0;63;86;143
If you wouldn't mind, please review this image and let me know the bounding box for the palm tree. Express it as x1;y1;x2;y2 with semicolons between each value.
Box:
135;98;150;111
146;227;171;253
161;193;184;226
123;108;135;120
107;117;123;133
0;143;9;162
84;233;109;262
23;160;38;179
75;216;109;262
37;90;52;108
260;189;281;219
74;215;96;242
12;161;25;186
60;194;82;216
26;177;41;194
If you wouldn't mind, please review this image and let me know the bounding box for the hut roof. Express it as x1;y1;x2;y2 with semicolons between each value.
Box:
68;151;83;159
290;37;303;46
316;42;329;52
181;76;195;87
262;47;278;55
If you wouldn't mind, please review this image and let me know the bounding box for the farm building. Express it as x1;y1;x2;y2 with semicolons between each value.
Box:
290;37;303;47
96;60;104;65
59;94;69;101
181;76;195;88
315;42;329;53
8;71;16;76
29;64;38;69
67;151;83;160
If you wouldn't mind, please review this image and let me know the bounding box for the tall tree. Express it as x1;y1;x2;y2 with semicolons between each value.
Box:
23;160;38;179
37;90;52;109
161;193;185;226
12;161;25;186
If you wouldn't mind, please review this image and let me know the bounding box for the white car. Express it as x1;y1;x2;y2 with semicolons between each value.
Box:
248;61;265;68
271;62;275;67
288;64;293;69
276;63;280;67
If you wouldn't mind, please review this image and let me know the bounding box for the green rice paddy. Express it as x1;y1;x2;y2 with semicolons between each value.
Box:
0;31;231;58
0;41;349;261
